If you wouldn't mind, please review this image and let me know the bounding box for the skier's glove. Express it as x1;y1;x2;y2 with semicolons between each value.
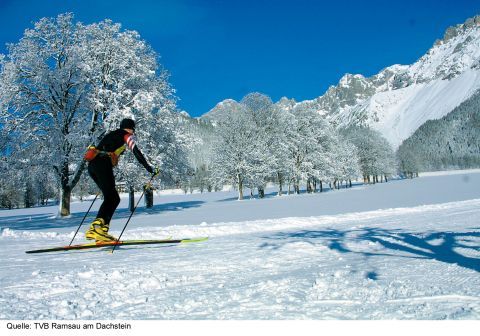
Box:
151;167;160;178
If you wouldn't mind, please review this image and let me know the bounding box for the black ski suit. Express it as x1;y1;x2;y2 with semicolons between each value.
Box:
88;129;153;224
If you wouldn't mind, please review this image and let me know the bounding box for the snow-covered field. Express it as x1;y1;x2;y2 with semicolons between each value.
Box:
0;171;479;320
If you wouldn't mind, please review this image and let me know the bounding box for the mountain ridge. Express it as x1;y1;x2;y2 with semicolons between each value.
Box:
200;15;480;149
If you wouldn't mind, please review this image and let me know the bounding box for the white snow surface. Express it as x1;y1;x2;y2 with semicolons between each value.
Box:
1;171;479;319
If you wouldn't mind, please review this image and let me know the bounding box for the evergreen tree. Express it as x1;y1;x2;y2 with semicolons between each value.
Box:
397;90;480;172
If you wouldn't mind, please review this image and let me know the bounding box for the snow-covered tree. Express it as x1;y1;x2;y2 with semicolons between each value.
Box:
181;116;216;193
240;93;284;197
341;126;396;183
0;13;179;216
209;93;290;199
331;136;361;188
397;89;480;173
145;107;191;188
283;103;339;193
79;19;165;135
0;14;91;215
80;18;183;196
273;98;297;195
209;100;258;200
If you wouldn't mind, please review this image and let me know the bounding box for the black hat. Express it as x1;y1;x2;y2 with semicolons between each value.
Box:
120;118;135;130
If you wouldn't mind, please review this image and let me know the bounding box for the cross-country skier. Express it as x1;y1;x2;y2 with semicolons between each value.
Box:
83;118;159;241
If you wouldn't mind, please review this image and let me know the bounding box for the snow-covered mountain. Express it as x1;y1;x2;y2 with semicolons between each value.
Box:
311;15;480;149
202;15;480;149
200;99;240;125
323;70;480;150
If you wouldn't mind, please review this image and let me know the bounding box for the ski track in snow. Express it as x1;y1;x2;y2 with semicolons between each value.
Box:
0;173;479;319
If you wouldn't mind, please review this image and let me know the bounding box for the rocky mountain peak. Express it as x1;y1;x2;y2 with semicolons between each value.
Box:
199;15;480;150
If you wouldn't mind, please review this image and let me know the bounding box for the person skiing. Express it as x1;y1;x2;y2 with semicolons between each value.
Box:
83;118;158;241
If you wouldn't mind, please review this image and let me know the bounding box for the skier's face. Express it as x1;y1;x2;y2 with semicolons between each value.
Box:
125;128;135;134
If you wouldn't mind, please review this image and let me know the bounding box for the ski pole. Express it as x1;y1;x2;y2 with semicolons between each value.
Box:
68;193;100;246
111;175;155;253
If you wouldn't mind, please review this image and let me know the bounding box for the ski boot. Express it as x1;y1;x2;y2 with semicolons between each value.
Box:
85;218;117;242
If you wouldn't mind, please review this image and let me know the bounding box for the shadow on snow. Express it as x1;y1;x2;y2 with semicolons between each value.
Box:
216;186;340;202
260;227;480;272
216;180;371;202
0;201;205;231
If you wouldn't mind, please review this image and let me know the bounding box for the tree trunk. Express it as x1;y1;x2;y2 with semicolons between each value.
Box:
59;186;71;217
307;179;312;193
59;159;72;217
277;172;283;196
129;185;135;212
294;177;300;194
58;159;87;217
319;180;323;192
237;173;244;200
24;182;33;208
258;187;265;199
144;185;153;208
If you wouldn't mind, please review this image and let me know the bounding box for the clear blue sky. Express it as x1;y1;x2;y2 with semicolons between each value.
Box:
0;0;479;117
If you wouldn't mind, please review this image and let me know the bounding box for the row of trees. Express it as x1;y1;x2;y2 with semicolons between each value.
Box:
182;93;397;200
0;14;399;211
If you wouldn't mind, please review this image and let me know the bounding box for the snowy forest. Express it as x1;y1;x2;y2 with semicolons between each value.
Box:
397;89;480;174
1;13;477;213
